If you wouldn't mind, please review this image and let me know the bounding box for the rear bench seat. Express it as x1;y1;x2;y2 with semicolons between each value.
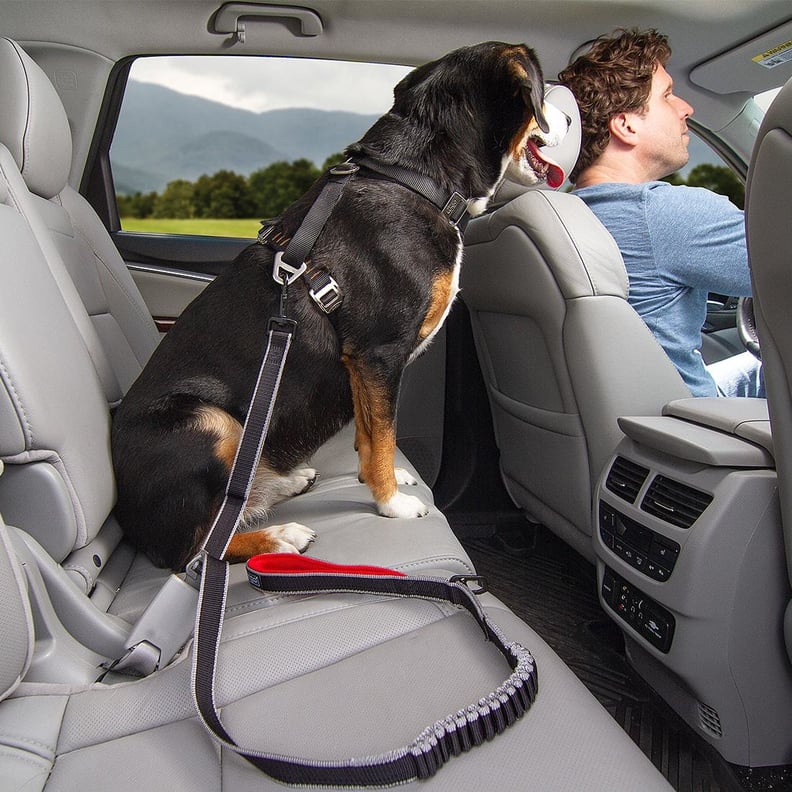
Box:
0;36;673;791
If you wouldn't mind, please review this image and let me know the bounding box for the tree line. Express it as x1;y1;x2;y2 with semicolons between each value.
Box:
118;158;746;221
663;163;745;209
117;154;345;221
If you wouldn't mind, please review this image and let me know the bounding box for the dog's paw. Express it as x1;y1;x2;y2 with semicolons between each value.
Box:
270;522;317;553
292;467;318;495
377;492;429;519
394;467;418;486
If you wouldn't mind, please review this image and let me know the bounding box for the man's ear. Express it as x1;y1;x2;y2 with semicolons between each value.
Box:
609;112;639;146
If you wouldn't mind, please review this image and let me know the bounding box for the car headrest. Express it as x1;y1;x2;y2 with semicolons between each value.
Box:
0;38;72;199
491;83;581;206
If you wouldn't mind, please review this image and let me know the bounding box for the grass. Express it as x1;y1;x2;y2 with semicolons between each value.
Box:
120;217;262;238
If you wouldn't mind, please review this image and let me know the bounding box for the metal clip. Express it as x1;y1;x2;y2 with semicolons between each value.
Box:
272;251;307;286
309;277;343;313
441;192;469;226
449;574;488;595
329;161;360;177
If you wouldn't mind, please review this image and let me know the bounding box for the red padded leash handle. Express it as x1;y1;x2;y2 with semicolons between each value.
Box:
247;553;407;578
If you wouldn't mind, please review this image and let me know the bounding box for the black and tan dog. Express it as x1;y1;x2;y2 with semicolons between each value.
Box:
112;42;568;569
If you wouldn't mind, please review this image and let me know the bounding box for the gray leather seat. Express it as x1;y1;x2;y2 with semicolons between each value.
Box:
745;75;792;661
0;37;161;406
463;156;690;562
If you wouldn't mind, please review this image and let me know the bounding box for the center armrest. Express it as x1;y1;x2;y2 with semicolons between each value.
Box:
616;397;774;468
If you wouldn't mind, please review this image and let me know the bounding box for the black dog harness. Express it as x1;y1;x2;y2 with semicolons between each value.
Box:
256;158;472;317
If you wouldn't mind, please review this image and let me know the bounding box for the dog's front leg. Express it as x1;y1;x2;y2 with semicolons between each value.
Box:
342;353;428;519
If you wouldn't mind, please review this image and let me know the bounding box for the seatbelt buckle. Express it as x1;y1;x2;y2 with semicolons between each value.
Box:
109;571;201;675
441;192;469;226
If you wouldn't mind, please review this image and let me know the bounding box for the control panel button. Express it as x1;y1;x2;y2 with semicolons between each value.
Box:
600;567;675;653
598;502;679;582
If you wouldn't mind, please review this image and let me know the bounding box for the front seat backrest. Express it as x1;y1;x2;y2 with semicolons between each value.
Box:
745;76;792;659
462;189;690;561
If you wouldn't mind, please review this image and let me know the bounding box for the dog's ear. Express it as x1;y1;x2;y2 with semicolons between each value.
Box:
508;47;549;134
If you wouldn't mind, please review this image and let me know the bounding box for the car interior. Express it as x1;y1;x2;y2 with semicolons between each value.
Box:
1;1;791;790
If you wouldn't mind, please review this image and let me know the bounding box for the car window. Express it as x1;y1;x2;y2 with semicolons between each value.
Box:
110;56;411;238
663;131;746;208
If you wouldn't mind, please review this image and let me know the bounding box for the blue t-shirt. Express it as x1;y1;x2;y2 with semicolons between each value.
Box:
575;181;751;397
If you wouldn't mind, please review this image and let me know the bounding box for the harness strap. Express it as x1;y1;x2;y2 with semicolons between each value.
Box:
258;157;471;317
354;156;471;229
259;163;357;314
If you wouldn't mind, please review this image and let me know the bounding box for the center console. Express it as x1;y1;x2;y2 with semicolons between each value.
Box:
594;398;792;766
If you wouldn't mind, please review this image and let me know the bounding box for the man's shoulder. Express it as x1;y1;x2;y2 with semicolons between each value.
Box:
643;180;741;220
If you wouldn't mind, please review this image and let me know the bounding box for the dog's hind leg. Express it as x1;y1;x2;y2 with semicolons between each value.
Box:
224;523;316;563
195;405;317;561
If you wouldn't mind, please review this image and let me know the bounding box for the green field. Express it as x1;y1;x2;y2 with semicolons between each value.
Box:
120;217;262;238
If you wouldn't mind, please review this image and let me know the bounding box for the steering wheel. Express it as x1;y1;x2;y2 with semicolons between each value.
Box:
737;296;761;359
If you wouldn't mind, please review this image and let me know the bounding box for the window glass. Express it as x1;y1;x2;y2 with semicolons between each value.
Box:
664;132;745;209
111;56;411;237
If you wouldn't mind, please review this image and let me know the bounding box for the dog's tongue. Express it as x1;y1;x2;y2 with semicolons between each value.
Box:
526;140;565;188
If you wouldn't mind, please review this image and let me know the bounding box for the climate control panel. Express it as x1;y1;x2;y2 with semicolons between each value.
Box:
599;501;680;581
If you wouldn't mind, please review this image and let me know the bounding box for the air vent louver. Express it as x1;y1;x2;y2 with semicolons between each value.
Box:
605;457;650;503
698;702;723;738
641;475;712;529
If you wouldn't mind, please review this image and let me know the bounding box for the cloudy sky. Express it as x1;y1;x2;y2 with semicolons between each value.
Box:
130;56;412;115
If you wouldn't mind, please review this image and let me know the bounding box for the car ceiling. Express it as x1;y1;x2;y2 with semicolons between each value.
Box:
1;0;791;166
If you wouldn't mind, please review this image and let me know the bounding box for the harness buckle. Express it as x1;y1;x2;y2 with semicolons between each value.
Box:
309;276;343;314
441;191;469;226
329;161;360;177
272;251;307;286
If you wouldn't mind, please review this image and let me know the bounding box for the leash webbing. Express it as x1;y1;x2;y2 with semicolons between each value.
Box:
195;553;538;787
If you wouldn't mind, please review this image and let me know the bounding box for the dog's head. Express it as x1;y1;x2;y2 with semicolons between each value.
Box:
379;42;568;204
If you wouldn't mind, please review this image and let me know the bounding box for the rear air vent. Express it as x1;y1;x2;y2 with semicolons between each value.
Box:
698;702;723;738
605;457;650;503
641;475;713;529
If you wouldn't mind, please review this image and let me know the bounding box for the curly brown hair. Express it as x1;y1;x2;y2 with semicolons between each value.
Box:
558;29;672;183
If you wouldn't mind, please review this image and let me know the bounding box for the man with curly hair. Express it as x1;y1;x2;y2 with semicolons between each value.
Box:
559;28;762;398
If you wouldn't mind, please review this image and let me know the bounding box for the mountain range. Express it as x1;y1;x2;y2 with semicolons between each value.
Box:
111;81;379;195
